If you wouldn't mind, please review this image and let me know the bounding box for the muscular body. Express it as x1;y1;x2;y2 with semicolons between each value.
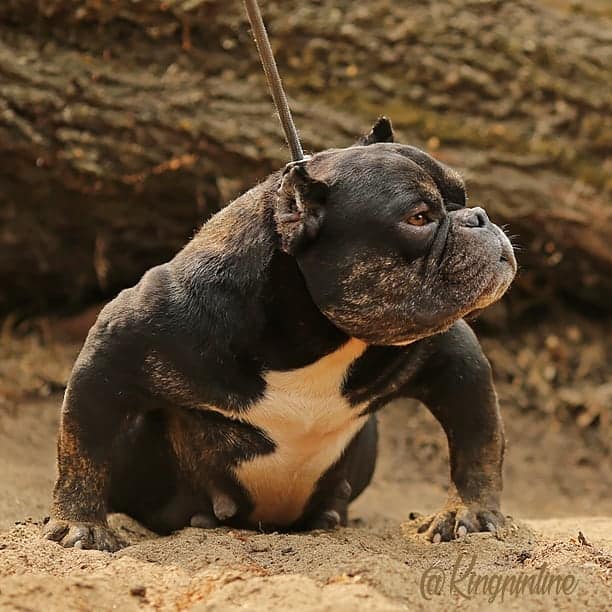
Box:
44;119;515;551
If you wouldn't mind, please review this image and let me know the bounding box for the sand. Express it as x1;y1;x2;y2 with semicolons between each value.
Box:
0;394;610;611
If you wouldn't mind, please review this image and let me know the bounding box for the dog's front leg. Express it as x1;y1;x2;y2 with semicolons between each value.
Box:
411;320;505;542
43;370;129;551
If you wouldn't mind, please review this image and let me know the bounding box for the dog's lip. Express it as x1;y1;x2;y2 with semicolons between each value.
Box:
497;232;517;273
468;253;515;316
500;248;518;274
465;307;485;321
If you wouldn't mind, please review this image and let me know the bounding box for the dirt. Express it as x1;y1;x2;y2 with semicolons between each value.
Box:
0;311;610;611
3;0;612;317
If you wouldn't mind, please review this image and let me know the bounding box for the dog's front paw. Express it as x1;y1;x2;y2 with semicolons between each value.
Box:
417;503;505;543
43;518;125;552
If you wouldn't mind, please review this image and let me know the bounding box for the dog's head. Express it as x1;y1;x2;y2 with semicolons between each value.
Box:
274;118;517;345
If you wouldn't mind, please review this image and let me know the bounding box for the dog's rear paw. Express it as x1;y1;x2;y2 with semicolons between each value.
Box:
417;504;505;543
43;518;125;552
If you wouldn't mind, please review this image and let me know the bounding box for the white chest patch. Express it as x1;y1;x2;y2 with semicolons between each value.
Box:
217;339;368;526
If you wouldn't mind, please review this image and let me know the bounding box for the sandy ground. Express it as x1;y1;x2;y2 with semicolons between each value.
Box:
0;393;610;611
0;310;611;610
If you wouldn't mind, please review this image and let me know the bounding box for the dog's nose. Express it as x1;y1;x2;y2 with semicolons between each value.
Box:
459;206;489;229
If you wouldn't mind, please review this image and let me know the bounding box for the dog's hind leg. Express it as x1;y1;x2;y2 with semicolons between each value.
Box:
108;410;200;535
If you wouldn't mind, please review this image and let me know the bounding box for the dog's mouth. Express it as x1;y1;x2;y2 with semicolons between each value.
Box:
464;307;485;321
470;263;515;316
496;228;517;272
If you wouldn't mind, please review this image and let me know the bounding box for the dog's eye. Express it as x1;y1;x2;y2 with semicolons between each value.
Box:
405;212;431;227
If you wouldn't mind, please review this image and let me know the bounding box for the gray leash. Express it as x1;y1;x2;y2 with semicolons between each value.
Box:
243;0;305;162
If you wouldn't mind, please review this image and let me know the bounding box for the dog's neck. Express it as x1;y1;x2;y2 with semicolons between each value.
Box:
175;175;350;371
258;249;349;370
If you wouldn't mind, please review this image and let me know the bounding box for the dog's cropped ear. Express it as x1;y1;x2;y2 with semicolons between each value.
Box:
357;116;394;145
275;160;328;255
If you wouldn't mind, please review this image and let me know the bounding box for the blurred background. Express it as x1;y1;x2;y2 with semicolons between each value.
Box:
0;0;610;521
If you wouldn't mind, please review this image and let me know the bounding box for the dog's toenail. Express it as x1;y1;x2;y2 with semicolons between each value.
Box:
337;480;352;499
432;533;442;543
323;510;341;526
457;525;467;537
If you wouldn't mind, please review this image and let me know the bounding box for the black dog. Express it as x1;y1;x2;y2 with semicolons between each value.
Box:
44;118;516;551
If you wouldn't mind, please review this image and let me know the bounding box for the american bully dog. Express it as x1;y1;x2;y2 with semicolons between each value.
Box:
43;118;516;551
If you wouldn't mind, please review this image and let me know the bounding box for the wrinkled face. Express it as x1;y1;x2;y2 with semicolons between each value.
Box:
279;142;516;345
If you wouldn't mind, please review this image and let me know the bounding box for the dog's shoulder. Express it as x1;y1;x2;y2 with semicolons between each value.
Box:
69;175;284;404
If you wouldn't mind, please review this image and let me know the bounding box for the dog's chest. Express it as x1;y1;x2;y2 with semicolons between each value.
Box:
234;339;369;525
